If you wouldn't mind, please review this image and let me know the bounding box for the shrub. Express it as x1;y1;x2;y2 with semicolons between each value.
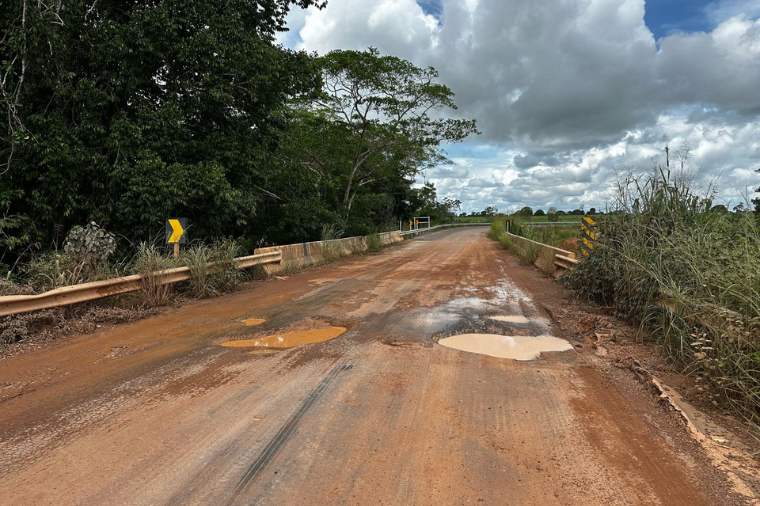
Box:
182;240;243;298
23;222;119;292
366;234;382;252
133;243;179;307
565;166;760;426
321;224;344;262
63;222;117;280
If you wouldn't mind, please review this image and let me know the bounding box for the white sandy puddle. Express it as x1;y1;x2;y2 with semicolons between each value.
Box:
438;334;573;361
489;315;530;324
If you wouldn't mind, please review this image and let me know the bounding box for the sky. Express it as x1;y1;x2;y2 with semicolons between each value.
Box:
278;0;760;213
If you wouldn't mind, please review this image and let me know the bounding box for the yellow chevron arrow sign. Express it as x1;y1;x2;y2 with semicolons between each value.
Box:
166;218;187;244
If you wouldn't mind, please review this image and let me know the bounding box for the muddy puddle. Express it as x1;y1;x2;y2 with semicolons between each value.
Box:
242;319;266;326
223;327;347;351
489;315;530;324
438;333;573;361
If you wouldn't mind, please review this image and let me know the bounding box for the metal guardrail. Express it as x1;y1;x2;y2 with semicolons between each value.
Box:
554;254;578;271
0;251;282;318
1;224;490;317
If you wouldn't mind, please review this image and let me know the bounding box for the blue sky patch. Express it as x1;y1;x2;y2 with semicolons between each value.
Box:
645;0;717;40
416;0;443;18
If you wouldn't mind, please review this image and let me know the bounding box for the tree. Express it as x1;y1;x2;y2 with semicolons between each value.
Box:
547;206;558;221
516;206;533;217
587;207;596;215
313;48;479;222
534;209;545;216
753;168;760;215
1;0;326;257
442;198;462;222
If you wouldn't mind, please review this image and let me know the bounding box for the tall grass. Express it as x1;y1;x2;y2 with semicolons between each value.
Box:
321;224;344;262
366;233;382;252
134;244;179;307
524;224;578;248
489;217;538;265
564;166;760;427
182;240;243;298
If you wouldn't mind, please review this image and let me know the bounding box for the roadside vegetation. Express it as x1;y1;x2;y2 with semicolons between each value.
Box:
0;2;476;284
562;166;760;428
0;2;478;350
490;216;579;249
487;154;760;428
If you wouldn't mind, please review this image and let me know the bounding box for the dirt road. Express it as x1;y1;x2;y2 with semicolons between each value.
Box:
0;228;751;505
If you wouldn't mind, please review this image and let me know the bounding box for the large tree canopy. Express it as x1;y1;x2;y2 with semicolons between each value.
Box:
1;10;477;271
312;48;479;222
0;0;324;257
248;49;479;243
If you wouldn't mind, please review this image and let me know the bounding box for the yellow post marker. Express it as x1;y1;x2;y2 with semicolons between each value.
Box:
580;217;597;256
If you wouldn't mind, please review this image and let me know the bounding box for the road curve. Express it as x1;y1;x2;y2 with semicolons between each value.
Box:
0;228;728;505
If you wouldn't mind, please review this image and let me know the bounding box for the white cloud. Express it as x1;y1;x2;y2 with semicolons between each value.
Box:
283;0;760;212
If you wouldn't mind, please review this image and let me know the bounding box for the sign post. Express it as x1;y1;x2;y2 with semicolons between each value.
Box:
166;218;188;258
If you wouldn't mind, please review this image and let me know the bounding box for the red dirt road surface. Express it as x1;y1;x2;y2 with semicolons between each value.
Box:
0;228;755;505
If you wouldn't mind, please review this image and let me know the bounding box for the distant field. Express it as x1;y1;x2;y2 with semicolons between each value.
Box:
519;215;585;222
456;214;597;223
454;216;492;223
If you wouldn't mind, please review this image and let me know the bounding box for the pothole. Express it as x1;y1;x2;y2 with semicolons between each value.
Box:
489;315;530;324
242;319;266;326
223;327;347;350
438;334;573;361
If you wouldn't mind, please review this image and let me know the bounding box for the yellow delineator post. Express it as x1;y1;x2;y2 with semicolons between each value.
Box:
580;216;596;256
166;218;188;258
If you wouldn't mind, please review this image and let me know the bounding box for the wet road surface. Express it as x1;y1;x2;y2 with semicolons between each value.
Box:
0;228;735;505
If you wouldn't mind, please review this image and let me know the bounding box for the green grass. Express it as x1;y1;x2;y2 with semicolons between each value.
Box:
133;244;179;307
519;214;592;222
563;169;760;428
522;224;579;248
366;234;382;252
181;240;243;298
454;216;492;224
491;215;580;249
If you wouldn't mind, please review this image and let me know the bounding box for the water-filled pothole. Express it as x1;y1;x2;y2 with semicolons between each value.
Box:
223;327;347;350
489;315;530;324
438;334;573;361
242;319;266;326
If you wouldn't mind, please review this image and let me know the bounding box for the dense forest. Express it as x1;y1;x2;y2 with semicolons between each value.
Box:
0;0;477;274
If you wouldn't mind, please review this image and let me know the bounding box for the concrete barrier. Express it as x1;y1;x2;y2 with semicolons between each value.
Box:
254;231;403;275
503;232;576;277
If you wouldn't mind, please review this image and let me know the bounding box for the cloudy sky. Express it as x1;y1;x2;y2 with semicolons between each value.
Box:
279;0;760;213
